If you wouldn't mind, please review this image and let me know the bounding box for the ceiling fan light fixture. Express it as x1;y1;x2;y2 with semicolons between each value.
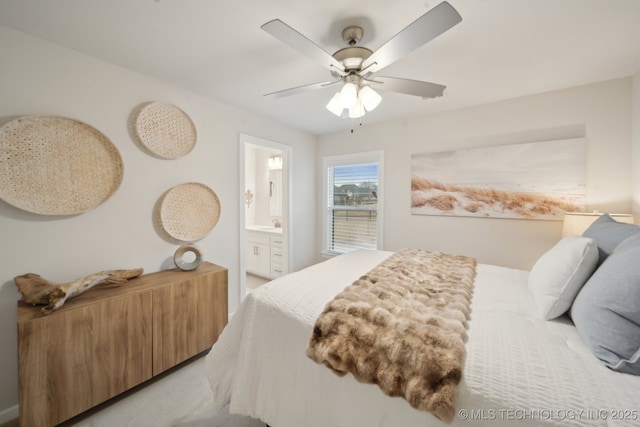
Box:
348;98;365;119
327;83;381;118
338;82;358;108
326;92;344;116
359;86;382;112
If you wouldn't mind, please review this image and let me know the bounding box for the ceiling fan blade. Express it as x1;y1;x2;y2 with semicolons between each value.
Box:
261;19;346;73
373;77;446;99
264;80;341;98
361;1;461;74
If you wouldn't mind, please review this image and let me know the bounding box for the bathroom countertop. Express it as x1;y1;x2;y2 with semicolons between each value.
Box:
246;224;283;234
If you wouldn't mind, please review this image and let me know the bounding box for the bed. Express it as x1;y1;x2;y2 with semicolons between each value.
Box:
205;218;640;427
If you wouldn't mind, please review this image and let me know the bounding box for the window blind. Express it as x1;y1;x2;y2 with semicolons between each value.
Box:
326;163;379;254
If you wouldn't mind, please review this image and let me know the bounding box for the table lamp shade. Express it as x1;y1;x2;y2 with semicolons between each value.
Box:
561;212;634;237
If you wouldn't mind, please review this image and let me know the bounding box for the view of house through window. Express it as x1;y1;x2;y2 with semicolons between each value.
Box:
324;152;383;255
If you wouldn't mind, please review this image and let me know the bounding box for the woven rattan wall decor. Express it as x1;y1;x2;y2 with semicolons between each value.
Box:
0;116;124;215
157;182;221;242
134;102;197;159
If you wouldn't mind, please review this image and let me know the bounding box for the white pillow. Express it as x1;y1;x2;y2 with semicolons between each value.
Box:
528;236;598;320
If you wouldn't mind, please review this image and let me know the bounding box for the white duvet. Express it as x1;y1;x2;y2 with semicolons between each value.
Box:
205;250;640;427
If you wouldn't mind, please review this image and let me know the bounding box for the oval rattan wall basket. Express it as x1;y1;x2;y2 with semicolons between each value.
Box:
0;116;124;215
134;102;197;159
158;182;221;242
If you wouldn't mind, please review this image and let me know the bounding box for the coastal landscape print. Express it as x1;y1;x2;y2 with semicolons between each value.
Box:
411;138;586;220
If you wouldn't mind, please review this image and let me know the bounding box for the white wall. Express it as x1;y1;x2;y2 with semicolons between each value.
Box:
632;70;640;220
318;78;634;270
0;25;317;419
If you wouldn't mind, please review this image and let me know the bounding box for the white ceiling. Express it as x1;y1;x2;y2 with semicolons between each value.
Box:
1;0;639;135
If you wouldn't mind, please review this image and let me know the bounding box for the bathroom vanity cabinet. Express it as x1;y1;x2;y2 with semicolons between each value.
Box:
246;228;286;279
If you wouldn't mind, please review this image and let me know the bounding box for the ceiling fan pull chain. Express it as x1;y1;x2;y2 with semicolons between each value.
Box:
349;117;364;134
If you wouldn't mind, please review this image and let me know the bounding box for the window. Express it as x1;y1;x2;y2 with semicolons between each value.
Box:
323;151;383;255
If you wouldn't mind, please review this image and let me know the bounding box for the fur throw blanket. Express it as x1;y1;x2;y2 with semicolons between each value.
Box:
306;249;476;423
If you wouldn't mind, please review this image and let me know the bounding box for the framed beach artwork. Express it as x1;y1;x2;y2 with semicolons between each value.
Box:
411;138;586;220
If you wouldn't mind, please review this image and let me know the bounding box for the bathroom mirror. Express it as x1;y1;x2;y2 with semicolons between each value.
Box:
269;168;282;217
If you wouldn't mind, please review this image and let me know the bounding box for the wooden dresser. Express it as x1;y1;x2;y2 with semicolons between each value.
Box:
17;262;228;427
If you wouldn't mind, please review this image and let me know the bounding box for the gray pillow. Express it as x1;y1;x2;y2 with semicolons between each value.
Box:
582;213;640;266
571;233;640;375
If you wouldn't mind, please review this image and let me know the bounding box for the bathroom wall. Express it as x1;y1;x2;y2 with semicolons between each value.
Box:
245;145;283;226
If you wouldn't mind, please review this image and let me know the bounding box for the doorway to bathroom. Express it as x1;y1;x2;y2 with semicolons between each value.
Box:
239;134;291;298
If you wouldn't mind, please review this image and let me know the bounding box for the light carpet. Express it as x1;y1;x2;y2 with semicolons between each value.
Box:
60;355;265;427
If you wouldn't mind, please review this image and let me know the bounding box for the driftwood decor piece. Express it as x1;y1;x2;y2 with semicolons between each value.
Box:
14;268;143;314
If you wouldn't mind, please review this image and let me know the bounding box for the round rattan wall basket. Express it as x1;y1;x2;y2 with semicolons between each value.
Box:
134;102;197;159
0;116;124;215
158;182;221;242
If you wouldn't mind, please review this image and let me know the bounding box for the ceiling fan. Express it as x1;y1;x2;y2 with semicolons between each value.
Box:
261;1;462;119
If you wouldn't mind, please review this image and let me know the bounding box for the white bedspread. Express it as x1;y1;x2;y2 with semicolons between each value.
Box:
205;250;640;427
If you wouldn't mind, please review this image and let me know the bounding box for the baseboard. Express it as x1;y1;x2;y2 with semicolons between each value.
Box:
0;404;18;425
